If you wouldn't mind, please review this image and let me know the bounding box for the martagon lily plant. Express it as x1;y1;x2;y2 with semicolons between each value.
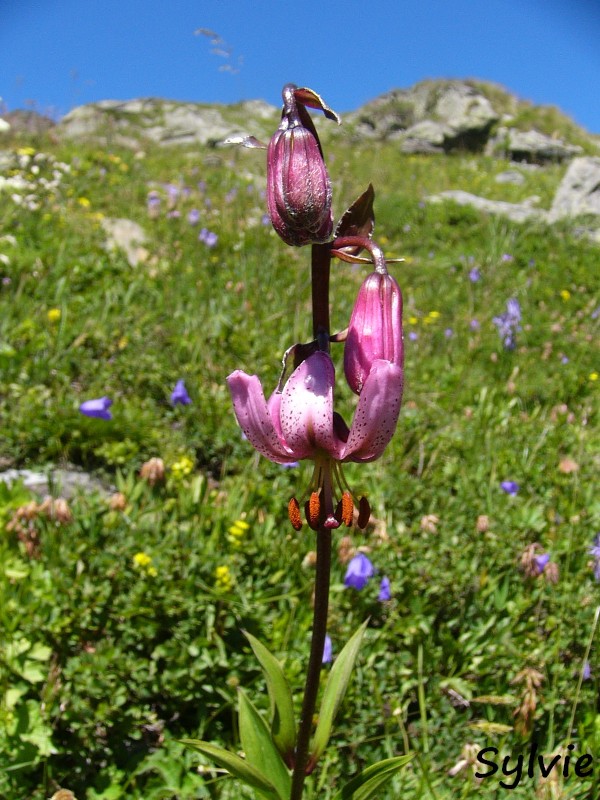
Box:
182;84;413;799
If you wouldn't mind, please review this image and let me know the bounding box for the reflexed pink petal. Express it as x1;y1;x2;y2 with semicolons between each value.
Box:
343;360;403;462
227;370;297;464
279;352;345;460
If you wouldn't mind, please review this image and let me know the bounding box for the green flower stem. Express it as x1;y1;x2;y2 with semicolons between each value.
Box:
290;525;332;799
289;241;334;799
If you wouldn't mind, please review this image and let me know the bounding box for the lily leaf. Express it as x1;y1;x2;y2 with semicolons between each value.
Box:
180;739;279;799
310;620;369;766
333;185;375;251
238;689;291;800
243;631;296;760
332;754;415;800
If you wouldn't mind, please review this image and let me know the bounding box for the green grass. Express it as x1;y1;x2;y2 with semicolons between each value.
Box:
0;121;599;800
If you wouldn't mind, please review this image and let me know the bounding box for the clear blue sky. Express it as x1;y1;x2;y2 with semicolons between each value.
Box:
2;0;600;133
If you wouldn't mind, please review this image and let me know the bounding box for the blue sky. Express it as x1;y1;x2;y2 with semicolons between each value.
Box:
2;0;600;132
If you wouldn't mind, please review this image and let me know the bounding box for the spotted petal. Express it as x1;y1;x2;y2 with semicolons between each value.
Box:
227;370;297;464
279;352;345;460
343;360;403;462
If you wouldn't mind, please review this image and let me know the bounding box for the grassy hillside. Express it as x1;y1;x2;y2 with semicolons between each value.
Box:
0;111;599;800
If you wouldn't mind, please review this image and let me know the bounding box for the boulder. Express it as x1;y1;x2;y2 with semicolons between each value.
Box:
492;127;583;163
350;80;499;152
548;157;600;221
427;190;546;224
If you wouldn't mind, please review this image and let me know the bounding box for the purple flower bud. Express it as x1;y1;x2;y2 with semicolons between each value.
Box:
79;396;113;420
267;127;332;246
501;480;519;496
378;576;392;602
266;85;336;247
344;271;404;395
171;379;191;406
187;208;200;225
322;634;333;664
344;553;375;590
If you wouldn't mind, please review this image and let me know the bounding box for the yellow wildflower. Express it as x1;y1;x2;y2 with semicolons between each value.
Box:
408;316;419;325
215;565;234;592
590;372;599;382
47;308;61;323
133;552;152;568
17;146;35;156
227;519;250;548
77;197;91;208
560;289;571;301
171;456;194;480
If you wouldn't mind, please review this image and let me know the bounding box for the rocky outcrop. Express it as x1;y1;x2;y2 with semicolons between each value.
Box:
2;109;56;135
427;156;600;244
349;80;499;152
489;128;583;163
548;157;600;221
427;190;545;223
57;97;278;147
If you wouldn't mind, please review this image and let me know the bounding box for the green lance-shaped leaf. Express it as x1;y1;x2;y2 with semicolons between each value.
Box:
332;754;416;800
310;619;369;766
243;631;297;759
238;689;291;800
180;739;280;799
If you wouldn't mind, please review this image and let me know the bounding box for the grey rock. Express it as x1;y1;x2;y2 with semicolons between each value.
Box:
57;97;278;148
501;128;582;163
0;468;112;499
2;109;56;135
548;157;600;221
349;80;499;152
495;169;525;185
427;190;547;224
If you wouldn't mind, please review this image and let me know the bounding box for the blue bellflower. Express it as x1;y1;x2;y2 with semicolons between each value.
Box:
378;576;392;601
344;553;375;590
79;396;113;420
171;380;191;406
322;635;333;664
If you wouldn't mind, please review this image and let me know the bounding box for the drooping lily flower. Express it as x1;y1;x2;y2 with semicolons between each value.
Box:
266;84;339;246
227;350;402;530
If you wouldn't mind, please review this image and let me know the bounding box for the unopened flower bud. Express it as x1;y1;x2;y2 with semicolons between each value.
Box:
344;270;403;394
266;84;336;246
140;457;165;486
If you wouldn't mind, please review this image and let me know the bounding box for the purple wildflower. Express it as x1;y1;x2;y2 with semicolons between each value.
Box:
469;319;480;331
501;480;519;496
582;661;592;681
171;379;191;406
589;534;600;581
468;267;481;282
444;328;453;338
378;576;392;602
344;553;375;590
322;635;333;664
533;552;550;575
408;331;418;341
199;228;218;247
501;253;514;262
187;208;200;225
79;396;113;421
493;298;521;350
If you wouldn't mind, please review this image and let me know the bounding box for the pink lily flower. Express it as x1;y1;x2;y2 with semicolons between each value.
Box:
227;350;402;529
